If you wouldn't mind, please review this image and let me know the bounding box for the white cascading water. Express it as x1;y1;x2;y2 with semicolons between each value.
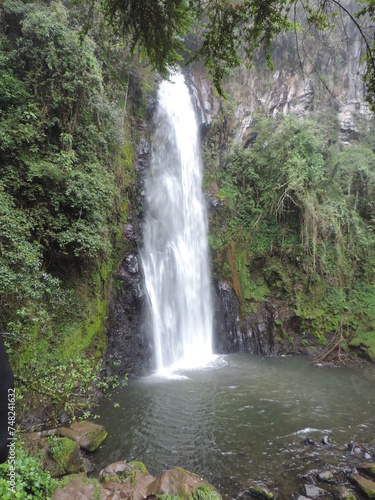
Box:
141;71;214;373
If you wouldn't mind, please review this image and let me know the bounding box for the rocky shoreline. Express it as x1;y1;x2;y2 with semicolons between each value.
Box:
21;419;375;499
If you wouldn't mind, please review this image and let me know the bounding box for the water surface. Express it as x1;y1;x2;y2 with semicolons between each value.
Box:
93;354;375;497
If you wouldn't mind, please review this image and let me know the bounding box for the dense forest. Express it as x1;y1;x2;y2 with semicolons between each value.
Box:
0;0;153;421
205;110;375;360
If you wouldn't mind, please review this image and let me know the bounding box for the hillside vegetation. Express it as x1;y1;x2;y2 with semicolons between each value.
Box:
205;106;375;361
0;0;151;421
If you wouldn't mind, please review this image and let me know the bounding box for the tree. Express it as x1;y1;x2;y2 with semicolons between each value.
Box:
82;0;375;109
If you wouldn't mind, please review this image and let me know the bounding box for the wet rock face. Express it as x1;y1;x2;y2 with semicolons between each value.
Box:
213;281;241;354
213;281;278;356
234;66;371;145
213;281;318;357
186;66;221;137
106;136;153;379
231;20;372;146
107;249;152;378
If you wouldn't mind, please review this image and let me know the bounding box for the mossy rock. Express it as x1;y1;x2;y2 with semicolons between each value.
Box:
52;473;103;499
99;460;155;498
359;463;375;478
249;484;274;499
48;437;81;476
147;467;221;499
59;420;107;452
128;461;149;475
350;474;375;498
99;461;133;483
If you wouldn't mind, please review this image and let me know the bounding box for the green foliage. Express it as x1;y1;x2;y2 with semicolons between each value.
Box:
0;439;57;499
78;0;375;108
155;486;220;500
127;461;149;475
207;113;375;354
192;486;221;500
0;0;142;418
156;495;181;500
191;0;292;95
83;0;192;77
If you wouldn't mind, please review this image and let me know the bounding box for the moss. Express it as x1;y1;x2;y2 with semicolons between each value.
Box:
193;486;221;500
128;461;149;475
156;486;220;500
253;485;274;499
48;437;79;474
351;474;375;498
85;427;108;452
361;486;375;498
83;477;103;500
156;495;181;500
350;331;375;361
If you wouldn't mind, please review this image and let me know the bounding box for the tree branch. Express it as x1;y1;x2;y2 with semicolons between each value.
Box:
330;0;375;72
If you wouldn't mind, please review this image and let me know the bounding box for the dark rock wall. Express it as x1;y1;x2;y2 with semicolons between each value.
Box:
106;130;153;378
212;280;320;357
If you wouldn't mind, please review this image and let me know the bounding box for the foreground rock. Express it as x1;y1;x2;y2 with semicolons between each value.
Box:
52;462;221;500
146;466;221;498
349;474;375;498
359;463;375;478
239;483;275;499
99;460;155;498
24;421;103;478
46;437;81;476
58;421;107;452
52;474;100;500
302;484;328;497
336;486;356;500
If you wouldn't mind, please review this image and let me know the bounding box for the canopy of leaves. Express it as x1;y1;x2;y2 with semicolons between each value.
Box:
83;0;192;75
82;0;375;106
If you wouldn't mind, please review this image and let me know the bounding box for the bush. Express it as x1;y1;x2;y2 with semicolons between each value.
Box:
0;439;56;499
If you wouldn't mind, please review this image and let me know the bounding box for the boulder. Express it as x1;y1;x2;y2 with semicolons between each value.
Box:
317;470;334;482
47;437;81;476
52;474;105;500
147;466;221;499
348;443;362;455
25;431;48;455
335;486;357;500
99;460;133;482
303;484;328;497
58;421;107;452
322;436;333;445
358;463;375;478
81;457;95;474
349;474;375;498
247;483;275;499
99;460;155;499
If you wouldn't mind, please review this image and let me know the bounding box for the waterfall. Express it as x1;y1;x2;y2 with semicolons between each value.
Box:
141;71;214;372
